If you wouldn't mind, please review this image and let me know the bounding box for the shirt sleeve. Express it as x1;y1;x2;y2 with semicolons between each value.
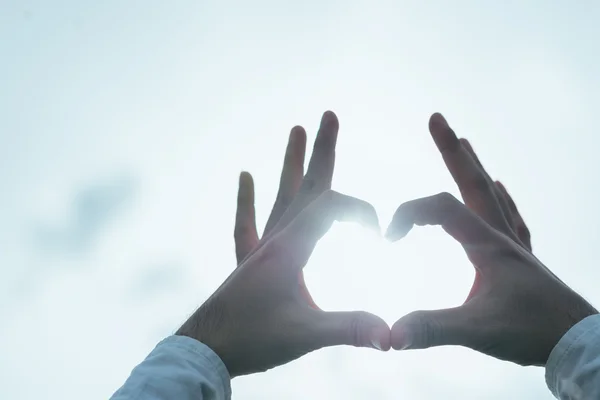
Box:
110;335;232;400
546;314;600;399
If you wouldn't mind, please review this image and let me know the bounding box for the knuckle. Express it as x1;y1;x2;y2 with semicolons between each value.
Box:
436;192;460;214
437;191;457;203
275;191;294;209
485;238;523;263
250;236;286;266
300;177;317;193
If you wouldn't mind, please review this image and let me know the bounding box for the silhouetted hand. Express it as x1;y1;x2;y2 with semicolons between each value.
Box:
177;112;391;378
387;113;597;366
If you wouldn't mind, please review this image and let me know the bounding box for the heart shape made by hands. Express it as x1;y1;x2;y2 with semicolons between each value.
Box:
303;221;475;325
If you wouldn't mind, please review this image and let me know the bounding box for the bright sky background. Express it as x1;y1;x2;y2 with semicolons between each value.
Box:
2;1;600;399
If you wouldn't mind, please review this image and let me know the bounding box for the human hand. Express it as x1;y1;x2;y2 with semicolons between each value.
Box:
387;113;597;366
177;112;391;378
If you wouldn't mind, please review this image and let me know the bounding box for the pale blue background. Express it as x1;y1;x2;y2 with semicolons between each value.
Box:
1;1;599;399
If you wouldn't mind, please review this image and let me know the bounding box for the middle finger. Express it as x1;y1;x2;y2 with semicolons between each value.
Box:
271;111;340;233
428;113;516;240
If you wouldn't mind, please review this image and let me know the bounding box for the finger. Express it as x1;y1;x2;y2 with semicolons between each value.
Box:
460;138;515;233
429;113;514;237
391;305;481;350
263;126;307;236
495;181;532;251
385;192;506;256
264;112;339;236
234;171;259;263
300;111;339;194
276;190;380;269
306;308;391;351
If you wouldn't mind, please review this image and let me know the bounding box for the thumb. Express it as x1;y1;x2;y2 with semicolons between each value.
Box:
308;309;391;351
391;305;482;351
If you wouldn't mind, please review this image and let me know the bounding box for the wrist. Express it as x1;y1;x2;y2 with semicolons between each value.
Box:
176;300;234;377
545;300;598;366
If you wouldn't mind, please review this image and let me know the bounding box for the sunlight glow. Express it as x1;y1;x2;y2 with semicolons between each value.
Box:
304;220;474;325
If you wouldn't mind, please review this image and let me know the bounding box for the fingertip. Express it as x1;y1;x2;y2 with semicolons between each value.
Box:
290;125;307;142
239;171;253;187
459;138;473;151
321;110;339;128
428;113;458;152
391;313;424;351
429;112;448;131
370;326;392;352
390;319;412;350
322;110;337;120
384;220;411;242
288;126;308;164
383;226;395;241
364;206;381;235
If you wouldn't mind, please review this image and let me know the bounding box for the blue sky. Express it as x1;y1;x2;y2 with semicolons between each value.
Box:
1;1;600;399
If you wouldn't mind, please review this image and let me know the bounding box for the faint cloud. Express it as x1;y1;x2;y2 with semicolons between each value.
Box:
127;262;188;300
31;174;137;256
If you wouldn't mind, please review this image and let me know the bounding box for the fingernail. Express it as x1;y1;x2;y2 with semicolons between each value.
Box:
370;338;382;351
370;329;383;351
396;337;411;350
393;326;412;350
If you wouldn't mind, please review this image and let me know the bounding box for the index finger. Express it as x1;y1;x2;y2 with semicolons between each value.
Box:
385;192;509;258
429;113;514;237
276;190;380;270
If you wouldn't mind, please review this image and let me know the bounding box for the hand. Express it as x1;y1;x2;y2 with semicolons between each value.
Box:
177;112;391;378
386;113;597;366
